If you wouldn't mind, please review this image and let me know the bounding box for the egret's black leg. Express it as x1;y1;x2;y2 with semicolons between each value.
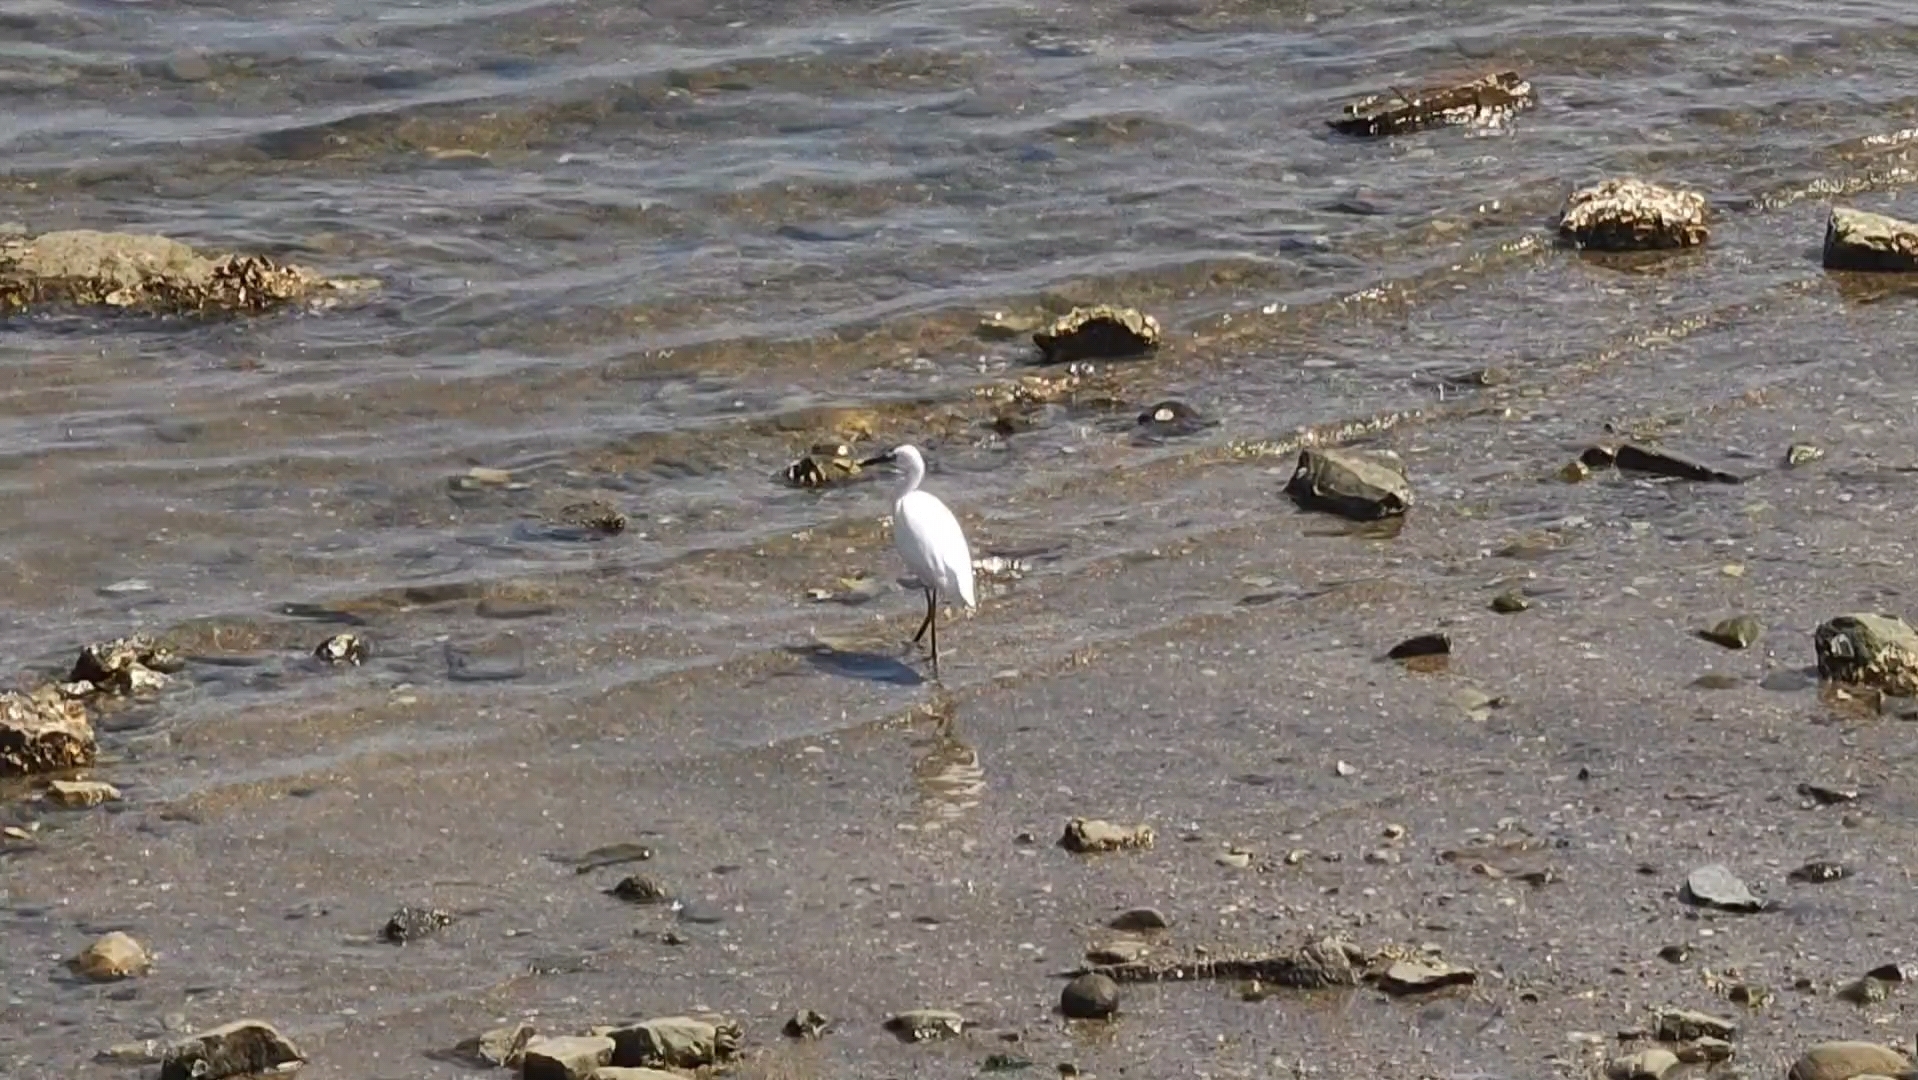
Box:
928;591;940;680
912;586;936;644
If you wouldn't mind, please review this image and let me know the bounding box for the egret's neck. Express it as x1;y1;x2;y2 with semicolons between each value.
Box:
894;454;926;502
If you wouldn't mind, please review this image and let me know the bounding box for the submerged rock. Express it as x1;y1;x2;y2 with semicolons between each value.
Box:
1386;633;1450;661
381;905;454;943
1285;447;1413;520
158;1020;306;1080
1582;443;1741;483
601;1016;740;1069
69;931;152;981
0;229;372;316
1060;817;1155;853
1788;1041;1911;1080
521;1035;615;1080
1136;399;1209;439
1681;864;1766;913
1060;973;1121;1019
1823;207;1918;272
1329;70;1535;137
555;500;628;536
1816;613;1918;694
1032;305;1162;363
1558;179;1709;251
0;688;96;776
1699;615;1763;650
883;1009;968;1042
46;778;121;807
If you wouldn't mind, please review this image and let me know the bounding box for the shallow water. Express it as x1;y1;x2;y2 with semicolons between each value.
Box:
8;1;1918;1077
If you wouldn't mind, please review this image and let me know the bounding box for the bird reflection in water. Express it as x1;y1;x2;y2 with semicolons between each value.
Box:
908;701;984;832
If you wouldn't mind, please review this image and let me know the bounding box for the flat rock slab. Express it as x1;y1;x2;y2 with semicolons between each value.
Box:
1581;443;1741;483
600;1016;740;1069
0;688;96;776
1823;207;1918;271
521;1035;615;1080
1285;447;1413;520
46;778;121;807
1330;71;1535;137
1558;179;1709;251
1789;1041;1912;1080
158;1020;305;1080
0;229;375;315
1816;613;1918;694
1681;864;1766;913
1374;959;1477;994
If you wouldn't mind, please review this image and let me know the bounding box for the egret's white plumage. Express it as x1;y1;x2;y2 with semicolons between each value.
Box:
863;443;974;678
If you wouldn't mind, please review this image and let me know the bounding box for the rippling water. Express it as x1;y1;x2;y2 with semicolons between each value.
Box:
8;0;1918;1074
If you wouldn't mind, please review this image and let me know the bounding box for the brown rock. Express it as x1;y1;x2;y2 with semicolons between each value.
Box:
0;229;374;315
0;687;96;776
69;931;151;981
1060;817;1154;853
458;1021;534;1067
46;778;122;808
1823;207;1918;272
1374;959;1477;995
1608;1048;1679;1080
520;1035;615;1080
602;1016;740;1069
1788;1042;1912;1080
1285;447;1414;521
158;1020;305;1080
1816;613;1918;695
1330;71;1535;137
1558;179;1709;250
71;634;183;692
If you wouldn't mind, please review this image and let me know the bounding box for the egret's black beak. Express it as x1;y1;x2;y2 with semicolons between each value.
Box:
858;452;896;468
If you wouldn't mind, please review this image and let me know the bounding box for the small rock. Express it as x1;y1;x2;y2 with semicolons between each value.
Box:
162;51;214;83
69;931;151;981
1681;864;1767;913
1838;976;1890;1005
1335;760;1357;777
782;1009;829;1040
1788;1041;1912;1080
1086;940;1147;965
1786;442;1826;467
883;1008;968;1042
1329;70;1534;137
1608;1048;1680;1080
1136;400;1209;438
1374;959;1477;995
601;1016;739;1069
158;1020;305;1080
1060;817;1154;853
47;778;122;808
459;1021;535;1067
1108;907;1169;931
71;635;184;692
1582;443;1741;483
464;466;514;486
1558;459;1591;483
1658;944;1692;964
1032;305;1162;363
783;443;862;488
1677;1037;1735;1063
314;632;367;665
1815;613;1918;694
1060;973;1120;1019
1823;206;1918;272
1387;632;1450;661
1700;615;1763;650
1654;1008;1736;1042
1788;860;1849;884
1558;178;1709;250
1490;591;1530;613
555;500;628;535
1215;846;1253;869
1866;961;1916;982
591;1069;683;1080
608;876;672;904
381;905;454;943
1285;447;1413;521
96;1040;166;1065
1798;782;1860;805
521;1035;616;1080
0;687;96;776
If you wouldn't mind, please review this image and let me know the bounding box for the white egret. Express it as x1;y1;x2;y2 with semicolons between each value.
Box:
859;443;976;679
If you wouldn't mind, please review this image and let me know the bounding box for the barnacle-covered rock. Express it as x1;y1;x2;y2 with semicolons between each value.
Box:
1330;71;1535;137
0;687;96;776
1032;305;1161;363
0;229;376;315
1823;206;1918;271
783;443;863;488
1557;179;1709;251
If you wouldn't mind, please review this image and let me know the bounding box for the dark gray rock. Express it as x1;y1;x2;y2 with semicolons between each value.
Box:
1285;447;1413;520
1823;207;1918;271
1329;71;1534;137
1032;305;1161;363
608;875;671;904
1060;973;1120;1019
1108;907;1169;931
1582;443;1741;483
158;1020;306;1080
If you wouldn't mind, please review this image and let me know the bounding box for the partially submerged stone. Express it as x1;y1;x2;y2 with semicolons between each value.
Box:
46;778;122;807
783;443;863;488
1060;973;1121;1019
1581;443;1741;483
0;687;96;776
1373;959;1477;995
1031;305;1162;363
1815;613;1918;695
1699;615;1763;650
608;875;671;904
158;1020;305;1080
381;905;454;943
1558;179;1709;251
601;1016;740;1069
1285;447;1413;520
457;1021;535;1068
1786;442;1825;467
1788;1042;1911;1080
521;1035;615;1080
71;635;183;694
314;632;367;665
555;500;627;536
0;229;373;316
1823;207;1918;272
69;931;151;981
883;1008;968;1042
1060;817;1154;853
1136;399;1209;439
782;1008;829;1040
1653;1007;1736;1042
1330;71;1535;137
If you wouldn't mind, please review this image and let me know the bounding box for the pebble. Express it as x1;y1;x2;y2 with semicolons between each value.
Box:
1060;973;1120;1019
1107;907;1169;931
1608;1048;1679;1080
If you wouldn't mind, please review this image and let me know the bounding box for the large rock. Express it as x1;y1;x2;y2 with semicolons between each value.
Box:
1558;179;1709;251
0;687;96;776
71;634;184;694
521;1035;615;1080
1329;71;1535;137
1815;613;1918;695
68;931;151;981
1032;305;1162;363
0;229;374;315
1285;447;1413;520
158;1020;305;1080
1788;1041;1912;1080
1823;207;1918;271
601;1016;740;1069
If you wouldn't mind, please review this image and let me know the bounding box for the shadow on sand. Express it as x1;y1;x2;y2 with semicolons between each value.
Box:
784;642;925;686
